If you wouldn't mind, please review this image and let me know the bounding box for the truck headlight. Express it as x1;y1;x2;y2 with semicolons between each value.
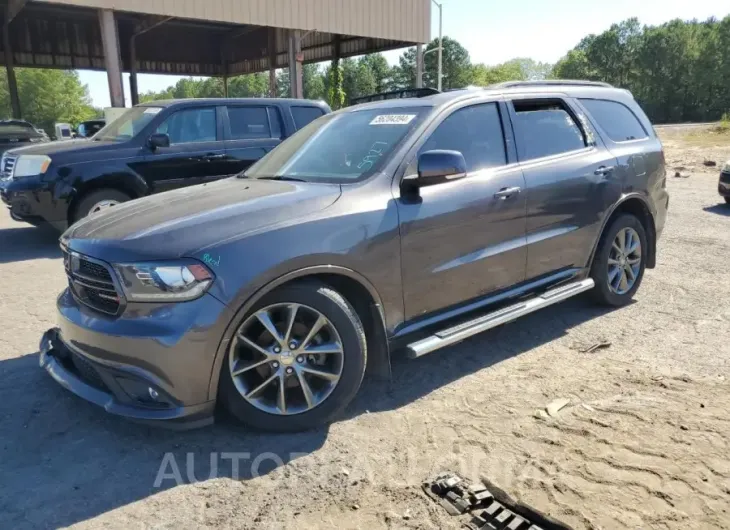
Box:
113;260;214;302
13;155;51;178
723;160;730;173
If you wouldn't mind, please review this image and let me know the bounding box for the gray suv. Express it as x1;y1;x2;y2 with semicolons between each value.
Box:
39;81;669;431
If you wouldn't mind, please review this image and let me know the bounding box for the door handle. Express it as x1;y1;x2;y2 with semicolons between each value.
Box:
203;153;226;161
493;186;521;199
594;165;615;176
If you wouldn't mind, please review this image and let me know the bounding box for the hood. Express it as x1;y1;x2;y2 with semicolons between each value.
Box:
8;139;119;157
62;177;342;261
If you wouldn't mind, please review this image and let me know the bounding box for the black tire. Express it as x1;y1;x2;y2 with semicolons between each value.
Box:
72;188;131;223
220;281;367;432
590;214;648;307
724;197;730;205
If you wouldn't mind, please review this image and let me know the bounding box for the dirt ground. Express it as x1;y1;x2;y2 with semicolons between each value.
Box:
1;127;729;530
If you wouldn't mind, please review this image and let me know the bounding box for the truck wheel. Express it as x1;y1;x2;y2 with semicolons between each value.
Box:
73;189;131;224
725;197;730;205
590;214;648;307
220;280;367;432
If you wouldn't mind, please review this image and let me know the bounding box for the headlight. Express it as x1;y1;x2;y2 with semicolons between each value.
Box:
113;260;214;302
723;161;730;172
13;154;51;178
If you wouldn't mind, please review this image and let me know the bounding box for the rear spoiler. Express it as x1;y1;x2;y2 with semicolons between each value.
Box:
349;87;440;106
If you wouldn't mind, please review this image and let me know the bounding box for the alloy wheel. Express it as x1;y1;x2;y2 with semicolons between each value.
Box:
228;303;344;415
89;200;119;214
607;227;642;295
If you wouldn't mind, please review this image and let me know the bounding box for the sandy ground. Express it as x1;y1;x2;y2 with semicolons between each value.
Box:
1;128;729;530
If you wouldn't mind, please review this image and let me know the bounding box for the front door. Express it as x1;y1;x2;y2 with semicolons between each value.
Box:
506;97;620;280
132;106;226;193
397;102;528;320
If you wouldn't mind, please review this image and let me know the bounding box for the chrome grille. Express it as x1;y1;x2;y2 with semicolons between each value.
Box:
1;154;16;179
62;249;122;315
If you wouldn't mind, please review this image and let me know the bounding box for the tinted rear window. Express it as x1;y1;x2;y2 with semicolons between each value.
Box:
291;106;325;129
580;99;648;142
228;107;271;139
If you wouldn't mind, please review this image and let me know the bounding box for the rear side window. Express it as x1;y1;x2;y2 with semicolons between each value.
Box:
511;100;585;161
579;99;648;142
291;106;325;130
420;103;506;172
227;107;271;139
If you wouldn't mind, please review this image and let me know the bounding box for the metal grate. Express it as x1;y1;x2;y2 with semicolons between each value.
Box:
63;249;122;315
1;154;16;179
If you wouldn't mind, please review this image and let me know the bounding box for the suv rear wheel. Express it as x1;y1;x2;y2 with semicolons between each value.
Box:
220;281;367;431
73;189;131;224
590;214;648;307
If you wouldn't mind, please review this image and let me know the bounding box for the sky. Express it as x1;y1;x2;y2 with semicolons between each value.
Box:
79;0;730;108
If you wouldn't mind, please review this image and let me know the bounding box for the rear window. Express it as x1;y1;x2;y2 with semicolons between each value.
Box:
291;106;325;129
512;100;586;161
580;99;648;142
228;107;271;139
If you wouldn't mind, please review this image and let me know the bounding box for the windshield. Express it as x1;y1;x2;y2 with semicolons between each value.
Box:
94;107;162;141
243;106;430;182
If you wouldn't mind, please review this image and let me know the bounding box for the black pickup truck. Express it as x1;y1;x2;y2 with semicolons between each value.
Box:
0;98;330;230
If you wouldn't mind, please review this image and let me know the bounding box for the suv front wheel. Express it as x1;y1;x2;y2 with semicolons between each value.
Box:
219;281;367;431
590;213;648;307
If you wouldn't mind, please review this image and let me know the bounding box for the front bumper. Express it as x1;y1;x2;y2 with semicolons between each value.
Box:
718;171;730;197
0;174;68;230
40;289;234;429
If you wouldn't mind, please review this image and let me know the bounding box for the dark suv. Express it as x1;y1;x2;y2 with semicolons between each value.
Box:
0;98;330;230
39;81;668;432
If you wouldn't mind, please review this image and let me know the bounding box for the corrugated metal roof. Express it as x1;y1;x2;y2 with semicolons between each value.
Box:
35;0;431;43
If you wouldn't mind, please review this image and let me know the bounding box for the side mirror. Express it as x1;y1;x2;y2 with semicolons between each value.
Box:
148;133;170;150
402;150;467;196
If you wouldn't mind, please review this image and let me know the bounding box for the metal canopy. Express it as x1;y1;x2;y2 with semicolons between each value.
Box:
0;1;422;77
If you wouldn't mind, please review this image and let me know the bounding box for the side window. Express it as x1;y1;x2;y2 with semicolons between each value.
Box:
579;98;648;142
227;107;271;139
511;100;586;161
419;103;506;172
291;106;325;130
156;107;216;144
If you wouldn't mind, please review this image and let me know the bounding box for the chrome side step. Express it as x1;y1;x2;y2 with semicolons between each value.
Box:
406;278;595;358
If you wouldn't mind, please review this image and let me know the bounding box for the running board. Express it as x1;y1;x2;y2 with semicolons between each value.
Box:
406;278;595;359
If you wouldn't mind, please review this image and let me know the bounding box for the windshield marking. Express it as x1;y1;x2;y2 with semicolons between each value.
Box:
369;114;416;125
357;141;389;171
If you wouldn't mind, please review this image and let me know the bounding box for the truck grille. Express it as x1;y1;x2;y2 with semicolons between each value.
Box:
62;249;122;315
720;171;730;184
1;154;16;179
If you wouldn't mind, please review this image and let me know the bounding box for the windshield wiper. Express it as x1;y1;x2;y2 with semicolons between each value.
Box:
257;175;307;182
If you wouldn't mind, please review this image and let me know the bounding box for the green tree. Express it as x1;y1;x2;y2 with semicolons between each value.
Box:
0;69;97;134
392;37;472;90
553;15;730;123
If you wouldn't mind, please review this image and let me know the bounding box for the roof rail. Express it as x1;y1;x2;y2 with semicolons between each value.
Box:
349;87;439;106
491;80;613;89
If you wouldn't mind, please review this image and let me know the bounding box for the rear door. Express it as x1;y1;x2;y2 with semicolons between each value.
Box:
132;105;225;193
220;105;282;178
506;96;620;280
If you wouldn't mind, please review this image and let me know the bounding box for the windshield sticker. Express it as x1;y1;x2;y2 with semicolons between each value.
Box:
143;107;161;115
369;114;416;126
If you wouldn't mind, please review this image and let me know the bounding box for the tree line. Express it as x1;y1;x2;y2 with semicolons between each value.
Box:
0;15;728;128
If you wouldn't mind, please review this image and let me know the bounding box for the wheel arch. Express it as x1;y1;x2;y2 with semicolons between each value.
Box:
589;194;657;270
67;172;148;225
207;266;390;401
